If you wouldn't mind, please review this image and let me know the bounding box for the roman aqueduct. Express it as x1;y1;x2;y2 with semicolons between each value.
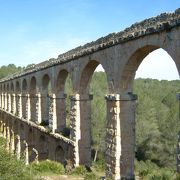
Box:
0;9;180;180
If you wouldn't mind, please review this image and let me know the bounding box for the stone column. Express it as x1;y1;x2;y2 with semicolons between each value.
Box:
23;140;29;165
7;94;11;112
6;93;8;111
4;93;7;111
56;93;67;132
70;94;80;167
25;94;31;121
177;131;180;172
10;130;15;154
0;121;3;133
3;123;6;138
1;93;4;109
32;148;39;163
49;94;57;133
35;93;42;124
6;127;10;151
177;93;180;172
12;93;16;114
41;92;49;124
105;93;137;180
70;94;93;167
16;136;21;159
17;94;22;118
0;93;1;108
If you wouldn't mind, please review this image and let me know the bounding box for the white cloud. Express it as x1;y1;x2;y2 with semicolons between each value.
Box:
20;37;89;66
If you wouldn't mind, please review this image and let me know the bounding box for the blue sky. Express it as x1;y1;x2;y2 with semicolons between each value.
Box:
0;0;179;79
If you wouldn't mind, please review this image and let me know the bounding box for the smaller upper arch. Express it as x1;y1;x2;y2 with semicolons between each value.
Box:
15;81;21;93
30;76;37;93
118;44;179;93
56;69;69;93
42;74;51;91
79;60;109;94
22;79;28;92
3;84;6;92
55;145;65;163
7;83;9;92
10;82;14;92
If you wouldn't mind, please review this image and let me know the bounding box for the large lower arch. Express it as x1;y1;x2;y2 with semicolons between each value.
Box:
41;74;51;125
30;76;37;122
55;145;65;164
117;45;180;179
38;135;49;161
55;69;72;133
22;79;28;119
74;60;108;167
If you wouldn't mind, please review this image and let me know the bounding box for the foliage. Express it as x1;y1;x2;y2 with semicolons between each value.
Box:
0;64;23;79
61;127;70;137
89;73;180;169
70;165;88;176
31;160;65;175
84;172;99;180
135;160;178;179
0;137;35;180
134;79;180;168
90;72;107;161
92;158;106;172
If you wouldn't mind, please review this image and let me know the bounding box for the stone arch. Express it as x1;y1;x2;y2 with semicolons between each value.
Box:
13;119;19;134
76;60;109;166
7;83;9;92
55;145;65;164
42;74;51;91
41;74;51;125
79;60;109;94
6;83;10;111
20;123;25;139
10;82;14;92
15;81;21;93
10;82;15;113
22;79;28;92
20;123;26;157
14;134;21;159
27;127;35;163
117;45;179;178
55;69;72;133
30;76;37;94
119;45;179;92
56;69;69;94
30;76;37;122
28;127;33;146
22;79;28;118
38;135;49;160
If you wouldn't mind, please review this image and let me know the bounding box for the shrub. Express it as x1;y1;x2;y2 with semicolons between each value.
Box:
0;137;34;180
70;165;88;176
61;127;70;137
31;160;65;174
84;172;98;180
135;160;178;180
92;158;105;172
